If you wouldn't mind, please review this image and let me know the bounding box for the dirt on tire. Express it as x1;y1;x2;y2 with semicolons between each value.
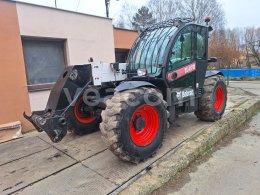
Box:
195;75;227;121
100;87;168;163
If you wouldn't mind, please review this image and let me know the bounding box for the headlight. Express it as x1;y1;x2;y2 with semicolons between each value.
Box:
137;69;147;76
69;69;78;80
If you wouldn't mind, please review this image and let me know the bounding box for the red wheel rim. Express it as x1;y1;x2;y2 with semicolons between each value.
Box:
130;105;159;146
214;84;225;111
74;97;96;123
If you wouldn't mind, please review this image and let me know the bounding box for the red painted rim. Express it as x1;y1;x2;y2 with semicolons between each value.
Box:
130;105;159;146
74;97;96;124
214;84;225;111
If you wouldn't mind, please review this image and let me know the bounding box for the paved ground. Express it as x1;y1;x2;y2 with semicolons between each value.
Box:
152;81;260;195
0;81;259;195
153;108;260;195
229;81;260;96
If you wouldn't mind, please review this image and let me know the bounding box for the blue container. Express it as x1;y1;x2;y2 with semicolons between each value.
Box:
217;69;260;77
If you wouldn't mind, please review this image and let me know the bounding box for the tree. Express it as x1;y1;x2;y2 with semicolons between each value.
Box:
176;0;225;29
114;2;138;29
148;0;225;30
116;0;225;30
208;28;241;69
132;6;156;30
148;0;179;22
116;19;125;28
244;27;260;67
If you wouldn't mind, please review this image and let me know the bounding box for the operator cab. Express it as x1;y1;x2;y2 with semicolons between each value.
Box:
127;18;210;99
127;22;179;77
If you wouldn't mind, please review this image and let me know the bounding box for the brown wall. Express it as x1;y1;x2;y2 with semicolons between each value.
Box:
0;1;32;131
113;28;138;49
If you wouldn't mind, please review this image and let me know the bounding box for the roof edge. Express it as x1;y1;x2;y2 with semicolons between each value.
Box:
9;0;112;21
113;27;138;32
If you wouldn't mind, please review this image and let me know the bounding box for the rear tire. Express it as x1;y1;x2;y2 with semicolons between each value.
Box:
67;96;101;135
195;75;227;121
100;87;168;163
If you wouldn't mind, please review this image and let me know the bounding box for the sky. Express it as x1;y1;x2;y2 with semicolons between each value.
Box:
218;0;260;28
14;0;260;28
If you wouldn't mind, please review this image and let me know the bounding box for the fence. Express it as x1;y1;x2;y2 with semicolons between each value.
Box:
218;69;260;77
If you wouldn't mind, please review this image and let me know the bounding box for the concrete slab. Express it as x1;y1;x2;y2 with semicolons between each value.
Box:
17;164;117;195
81;90;251;190
0;84;256;195
0;136;51;166
39;131;107;161
82;114;211;187
0;148;76;194
225;87;256;112
120;99;260;195
229;81;260;96
38;130;80;144
154;111;260;195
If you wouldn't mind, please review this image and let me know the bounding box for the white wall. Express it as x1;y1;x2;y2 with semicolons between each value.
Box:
16;3;115;64
28;90;50;111
16;3;115;111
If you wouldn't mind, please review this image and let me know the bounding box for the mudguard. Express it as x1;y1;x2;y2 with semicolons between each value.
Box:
205;70;224;78
114;81;156;92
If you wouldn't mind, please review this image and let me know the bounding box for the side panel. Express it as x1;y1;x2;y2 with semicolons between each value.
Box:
91;63;127;86
195;60;208;96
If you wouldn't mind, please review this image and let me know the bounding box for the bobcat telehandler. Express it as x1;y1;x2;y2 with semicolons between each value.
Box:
24;17;227;163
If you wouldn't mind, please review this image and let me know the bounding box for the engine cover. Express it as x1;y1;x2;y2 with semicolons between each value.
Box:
91;63;127;86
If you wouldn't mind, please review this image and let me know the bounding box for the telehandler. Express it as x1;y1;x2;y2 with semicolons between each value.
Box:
24;17;227;162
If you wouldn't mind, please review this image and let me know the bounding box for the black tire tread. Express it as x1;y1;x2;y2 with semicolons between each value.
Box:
195;75;227;121
66;104;101;136
100;87;168;163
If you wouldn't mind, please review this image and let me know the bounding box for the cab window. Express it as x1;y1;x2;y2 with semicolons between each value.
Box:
168;27;193;72
196;27;207;60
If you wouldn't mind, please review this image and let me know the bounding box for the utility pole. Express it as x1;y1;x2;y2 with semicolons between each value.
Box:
105;0;110;18
55;0;57;8
105;0;119;18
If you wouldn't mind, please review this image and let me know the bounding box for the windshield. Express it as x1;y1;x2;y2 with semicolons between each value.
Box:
128;26;178;76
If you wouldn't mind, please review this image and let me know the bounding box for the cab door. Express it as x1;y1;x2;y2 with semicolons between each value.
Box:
166;25;196;103
194;25;208;97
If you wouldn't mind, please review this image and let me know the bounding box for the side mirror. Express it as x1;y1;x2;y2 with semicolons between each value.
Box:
208;26;213;32
180;34;185;42
208;57;217;63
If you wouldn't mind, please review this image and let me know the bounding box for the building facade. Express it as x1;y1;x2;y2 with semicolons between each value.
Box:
0;0;137;132
114;27;138;63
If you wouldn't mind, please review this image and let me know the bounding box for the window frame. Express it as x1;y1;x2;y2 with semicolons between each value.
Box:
195;26;207;60
22;36;68;92
128;26;178;77
167;25;195;72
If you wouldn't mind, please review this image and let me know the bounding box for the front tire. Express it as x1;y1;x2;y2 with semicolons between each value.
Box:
195;75;227;121
67;96;101;135
100;87;167;163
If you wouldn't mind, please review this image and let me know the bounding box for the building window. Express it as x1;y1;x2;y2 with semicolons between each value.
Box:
22;38;66;91
115;49;129;63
